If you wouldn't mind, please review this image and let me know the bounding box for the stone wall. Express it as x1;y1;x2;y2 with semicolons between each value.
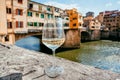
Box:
90;30;100;40
101;31;109;39
0;43;120;80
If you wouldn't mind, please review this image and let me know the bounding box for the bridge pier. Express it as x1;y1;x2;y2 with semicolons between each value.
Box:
89;30;100;40
62;29;81;48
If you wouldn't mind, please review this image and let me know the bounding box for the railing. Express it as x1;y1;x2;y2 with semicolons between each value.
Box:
14;28;28;34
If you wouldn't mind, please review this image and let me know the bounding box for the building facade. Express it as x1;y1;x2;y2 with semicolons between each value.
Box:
96;10;120;31
0;0;28;44
65;8;83;29
0;0;83;44
83;16;101;30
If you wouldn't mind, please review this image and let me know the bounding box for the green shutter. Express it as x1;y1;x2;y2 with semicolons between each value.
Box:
28;22;30;26
28;12;32;16
47;7;50;11
48;14;50;19
34;22;37;26
51;14;53;18
41;14;44;18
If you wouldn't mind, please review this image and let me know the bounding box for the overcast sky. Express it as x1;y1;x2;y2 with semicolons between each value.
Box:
32;0;120;16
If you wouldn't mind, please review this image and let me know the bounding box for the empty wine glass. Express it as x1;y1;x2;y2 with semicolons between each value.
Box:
42;17;65;78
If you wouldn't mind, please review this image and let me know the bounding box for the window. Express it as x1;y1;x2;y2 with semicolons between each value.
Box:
42;23;44;26
18;0;23;4
64;23;69;26
55;8;59;12
28;12;32;16
92;26;95;28
47;7;51;11
16;21;23;28
48;14;51;19
39;23;42;26
41;14;44;18
39;5;42;11
79;23;81;26
28;22;33;26
34;22;37;27
36;13;39;17
29;4;33;9
66;18;69;20
7;21;12;28
39;23;44;26
5;35;9;41
16;9;23;15
6;8;11;14
73;23;76;26
73;18;77;20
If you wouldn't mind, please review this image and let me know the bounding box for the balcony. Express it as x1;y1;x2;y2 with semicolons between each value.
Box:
14;28;28;34
28;27;42;33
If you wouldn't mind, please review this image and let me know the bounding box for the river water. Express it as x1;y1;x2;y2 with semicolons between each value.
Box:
15;36;120;73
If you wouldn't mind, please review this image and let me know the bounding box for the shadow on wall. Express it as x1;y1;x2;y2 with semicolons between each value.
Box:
0;73;22;80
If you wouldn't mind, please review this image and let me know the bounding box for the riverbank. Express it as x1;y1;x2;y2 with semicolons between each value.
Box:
0;43;120;80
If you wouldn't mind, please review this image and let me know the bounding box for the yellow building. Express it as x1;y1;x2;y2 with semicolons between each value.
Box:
65;8;83;29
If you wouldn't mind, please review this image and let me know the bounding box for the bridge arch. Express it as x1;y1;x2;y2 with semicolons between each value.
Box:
81;31;90;42
15;32;42;42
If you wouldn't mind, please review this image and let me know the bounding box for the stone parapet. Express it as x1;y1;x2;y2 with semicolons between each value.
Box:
0;44;120;80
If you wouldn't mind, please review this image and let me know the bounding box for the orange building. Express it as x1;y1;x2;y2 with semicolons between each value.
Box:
65;8;83;29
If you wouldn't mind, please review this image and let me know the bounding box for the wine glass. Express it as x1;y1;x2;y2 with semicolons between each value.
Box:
42;17;65;78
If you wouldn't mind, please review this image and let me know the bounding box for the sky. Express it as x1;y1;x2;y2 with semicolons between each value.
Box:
32;0;120;16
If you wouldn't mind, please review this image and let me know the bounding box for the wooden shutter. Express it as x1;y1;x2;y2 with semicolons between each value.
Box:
16;21;18;28
16;9;18;15
21;9;23;16
20;21;23;28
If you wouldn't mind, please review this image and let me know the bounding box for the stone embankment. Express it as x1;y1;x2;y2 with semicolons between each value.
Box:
0;43;120;80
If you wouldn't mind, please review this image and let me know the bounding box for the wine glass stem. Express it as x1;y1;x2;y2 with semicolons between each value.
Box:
52;49;56;66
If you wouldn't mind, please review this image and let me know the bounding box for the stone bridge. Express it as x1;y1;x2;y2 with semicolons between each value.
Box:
1;27;81;48
81;27;101;42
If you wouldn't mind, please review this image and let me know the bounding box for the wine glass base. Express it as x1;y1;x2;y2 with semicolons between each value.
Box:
44;65;64;78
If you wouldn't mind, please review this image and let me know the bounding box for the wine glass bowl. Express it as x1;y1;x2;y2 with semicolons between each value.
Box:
42;17;65;77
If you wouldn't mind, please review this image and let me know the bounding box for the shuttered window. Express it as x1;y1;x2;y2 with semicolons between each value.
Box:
41;14;44;18
16;21;23;28
6;8;11;14
7;21;12;28
16;9;23;15
28;12;32;16
18;0;23;4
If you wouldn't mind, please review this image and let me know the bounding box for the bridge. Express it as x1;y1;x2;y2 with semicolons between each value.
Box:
0;27;82;48
0;26;101;48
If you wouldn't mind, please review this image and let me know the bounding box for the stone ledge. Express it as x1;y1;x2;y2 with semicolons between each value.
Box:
0;44;120;80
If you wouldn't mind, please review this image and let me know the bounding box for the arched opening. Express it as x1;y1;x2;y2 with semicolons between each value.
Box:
15;35;42;51
81;31;90;42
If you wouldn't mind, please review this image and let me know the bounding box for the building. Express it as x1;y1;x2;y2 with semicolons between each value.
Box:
103;11;120;31
65;8;83;29
0;0;83;44
27;1;54;32
86;12;94;17
0;0;28;44
83;16;101;30
96;10;120;31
